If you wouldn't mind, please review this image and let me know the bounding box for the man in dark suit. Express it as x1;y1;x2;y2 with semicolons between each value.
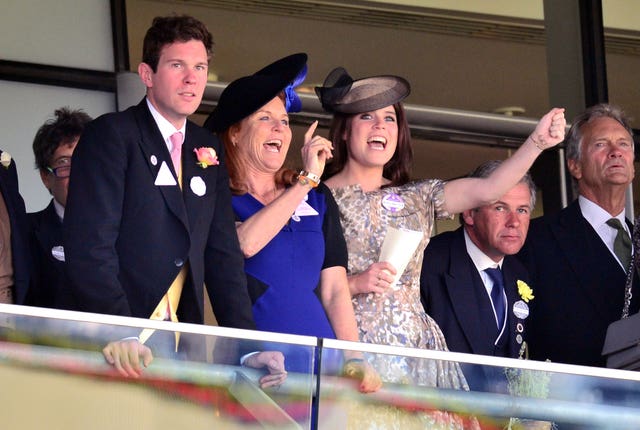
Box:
64;15;283;381
421;161;535;390
517;103;640;368
0;150;30;306
27;107;91;309
422;160;535;358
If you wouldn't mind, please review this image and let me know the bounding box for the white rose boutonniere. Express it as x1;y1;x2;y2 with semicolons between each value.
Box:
0;152;12;169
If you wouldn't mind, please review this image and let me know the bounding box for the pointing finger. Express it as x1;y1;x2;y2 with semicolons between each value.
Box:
304;121;319;144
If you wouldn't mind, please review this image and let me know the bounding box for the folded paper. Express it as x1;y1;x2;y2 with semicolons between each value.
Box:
378;226;423;286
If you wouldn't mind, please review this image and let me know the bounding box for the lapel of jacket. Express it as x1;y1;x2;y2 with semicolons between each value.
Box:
551;201;622;320
134;101;189;230
445;229;497;355
34;201;63;249
181;122;216;234
502;258;527;358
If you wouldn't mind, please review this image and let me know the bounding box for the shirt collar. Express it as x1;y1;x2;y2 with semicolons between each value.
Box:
53;199;65;221
145;98;186;151
463;228;504;272
579;195;627;231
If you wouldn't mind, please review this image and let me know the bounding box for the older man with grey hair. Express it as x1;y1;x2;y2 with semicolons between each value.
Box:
517;103;640;368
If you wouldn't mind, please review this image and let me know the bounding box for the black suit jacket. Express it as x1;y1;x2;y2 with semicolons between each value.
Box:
421;227;529;359
26;200;78;309
0;152;30;304
63;99;254;329
516;200;640;367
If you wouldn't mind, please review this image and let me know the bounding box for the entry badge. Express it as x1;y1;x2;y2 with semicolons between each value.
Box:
382;193;404;213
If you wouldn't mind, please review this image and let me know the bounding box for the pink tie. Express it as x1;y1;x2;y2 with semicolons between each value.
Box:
169;131;183;174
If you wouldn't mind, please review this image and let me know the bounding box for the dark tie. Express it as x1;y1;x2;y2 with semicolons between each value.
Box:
607;218;632;271
485;267;506;329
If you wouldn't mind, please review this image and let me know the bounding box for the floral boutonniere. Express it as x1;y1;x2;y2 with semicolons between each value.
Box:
517;280;534;303
0;152;12;169
194;147;219;168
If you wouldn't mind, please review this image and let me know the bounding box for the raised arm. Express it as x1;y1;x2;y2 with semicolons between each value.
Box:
443;108;566;215
236;121;333;257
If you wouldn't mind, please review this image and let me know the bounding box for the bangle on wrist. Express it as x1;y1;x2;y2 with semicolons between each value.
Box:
530;135;547;151
298;170;320;188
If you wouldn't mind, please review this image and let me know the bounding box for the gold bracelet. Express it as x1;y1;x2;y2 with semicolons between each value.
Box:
298;170;320;188
530;135;547;151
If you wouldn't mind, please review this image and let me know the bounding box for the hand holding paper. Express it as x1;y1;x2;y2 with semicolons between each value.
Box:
378;226;423;286
350;261;396;295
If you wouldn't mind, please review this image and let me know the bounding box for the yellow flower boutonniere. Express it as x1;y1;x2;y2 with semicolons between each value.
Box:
517;280;534;303
193;147;219;168
0;152;12;169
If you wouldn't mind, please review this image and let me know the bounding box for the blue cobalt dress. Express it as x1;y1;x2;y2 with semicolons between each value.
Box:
232;183;347;373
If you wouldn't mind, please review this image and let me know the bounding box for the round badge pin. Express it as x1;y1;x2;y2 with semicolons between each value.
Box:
51;245;65;262
516;334;523;344
190;176;206;197
516;323;524;333
381;193;404;212
150;155;158;166
513;300;530;320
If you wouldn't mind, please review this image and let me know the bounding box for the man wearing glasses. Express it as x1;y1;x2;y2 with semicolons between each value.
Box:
27;107;91;308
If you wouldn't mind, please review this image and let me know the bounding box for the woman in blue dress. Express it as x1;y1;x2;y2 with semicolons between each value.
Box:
204;54;379;392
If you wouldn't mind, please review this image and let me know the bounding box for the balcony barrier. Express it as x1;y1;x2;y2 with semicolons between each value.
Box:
1;304;639;429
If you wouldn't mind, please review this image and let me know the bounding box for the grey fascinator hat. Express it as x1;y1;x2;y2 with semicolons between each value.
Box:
315;67;410;114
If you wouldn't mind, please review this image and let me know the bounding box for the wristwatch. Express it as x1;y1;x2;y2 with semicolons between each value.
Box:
298;170;320;188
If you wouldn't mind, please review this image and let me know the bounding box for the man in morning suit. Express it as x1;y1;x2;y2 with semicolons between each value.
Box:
27;107;91;309
517;103;640;367
64;15;284;381
0;149;30;306
421;161;535;390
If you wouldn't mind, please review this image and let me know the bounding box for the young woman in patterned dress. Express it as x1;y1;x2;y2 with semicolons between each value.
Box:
315;67;565;429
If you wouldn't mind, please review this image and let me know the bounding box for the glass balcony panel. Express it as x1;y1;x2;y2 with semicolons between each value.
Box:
0;304;316;430
317;339;640;429
4;304;640;429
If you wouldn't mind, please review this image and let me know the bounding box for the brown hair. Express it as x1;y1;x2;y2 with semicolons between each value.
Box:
322;102;413;186
142;15;213;72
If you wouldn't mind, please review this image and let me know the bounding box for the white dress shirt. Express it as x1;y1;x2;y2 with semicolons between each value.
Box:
579;195;631;269
464;229;507;342
146;98;186;154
